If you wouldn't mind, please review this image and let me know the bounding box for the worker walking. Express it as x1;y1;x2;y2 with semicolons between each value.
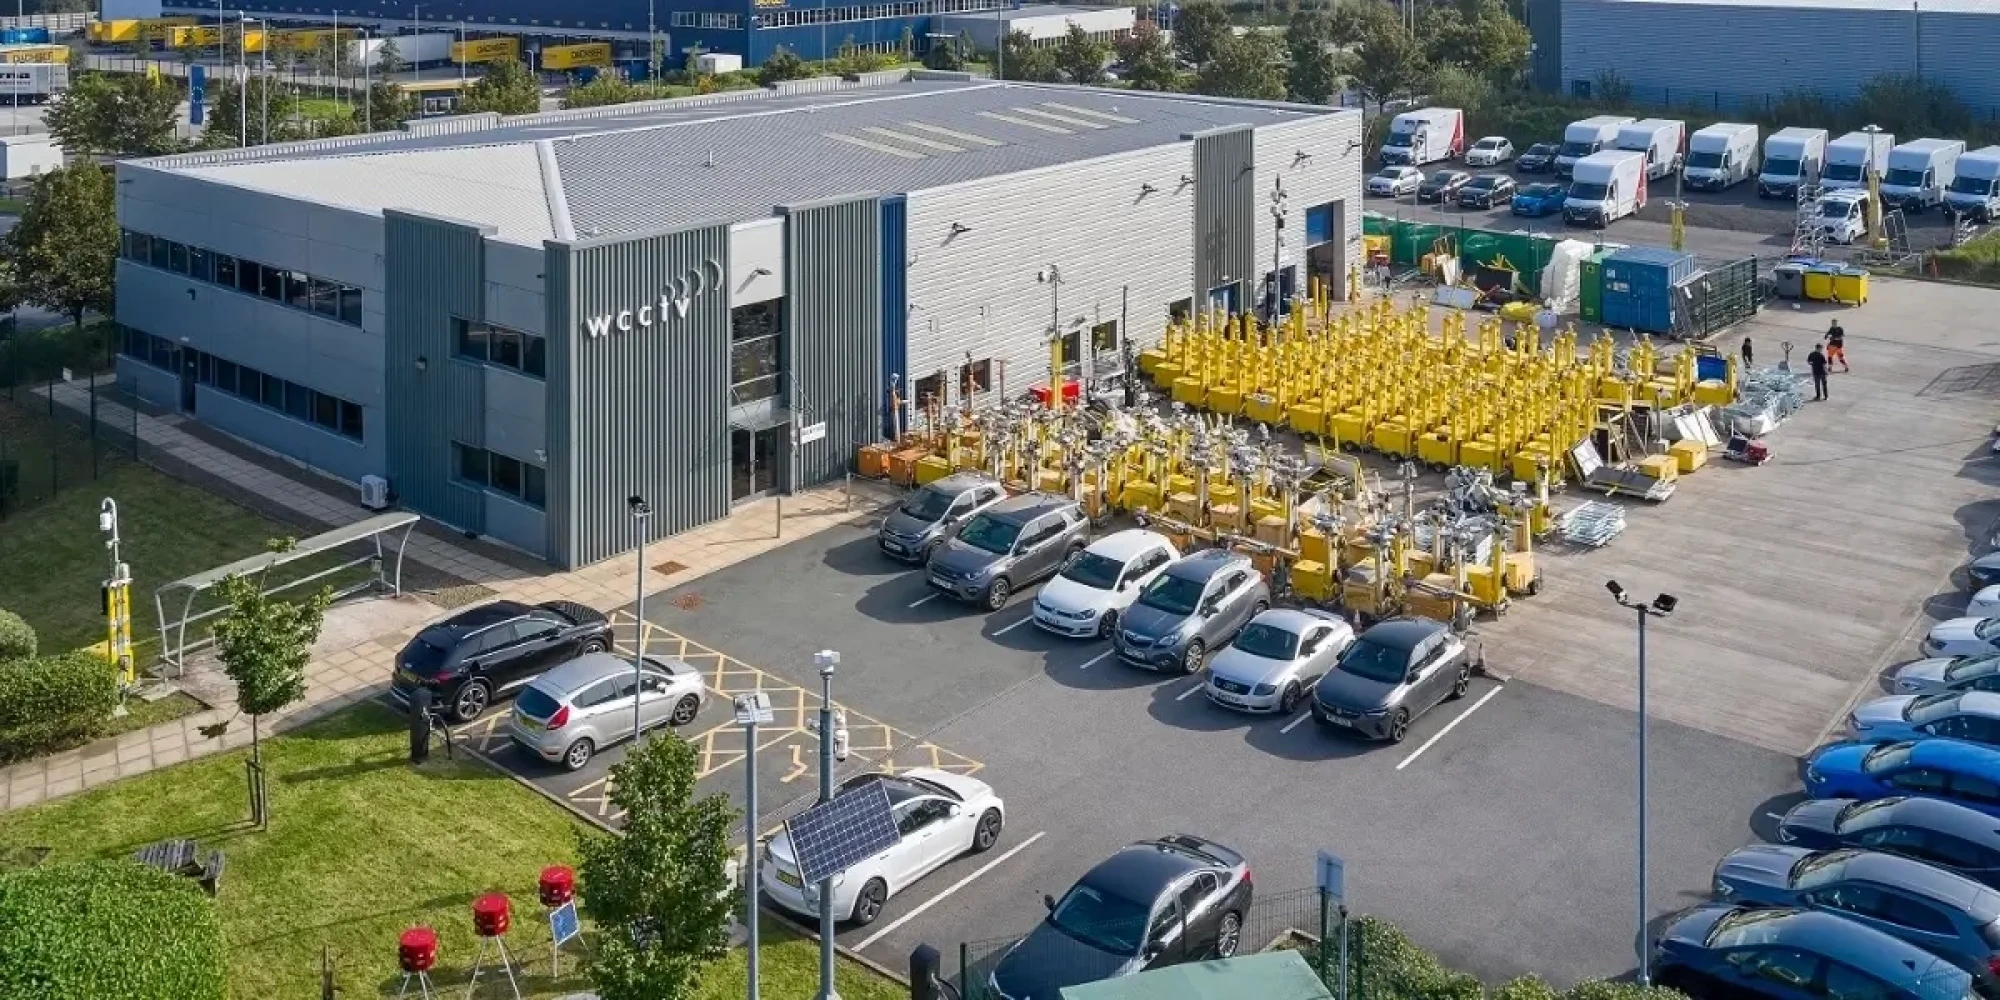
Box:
1808;343;1830;401
1826;320;1849;372
1741;336;1754;368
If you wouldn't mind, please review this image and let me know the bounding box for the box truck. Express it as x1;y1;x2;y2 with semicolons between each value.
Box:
0;63;67;102
1946;145;2000;221
1881;138;1964;213
1682;123;1758;191
1554;115;1634;176
1757;127;1828;199
1613;119;1684;180
1379;107;1464;167
1564;150;1647;228
351;32;452;70
1822;130;1893;191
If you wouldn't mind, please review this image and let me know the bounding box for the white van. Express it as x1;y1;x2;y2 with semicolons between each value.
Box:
1757;127;1828;199
1882;138;1965;213
1813;189;1872;244
1822;130;1894;191
1946;145;2000;222
1613;119;1685;180
1554;115;1635;177
1563;150;1648;228
1682;123;1758;191
1379;107;1465;166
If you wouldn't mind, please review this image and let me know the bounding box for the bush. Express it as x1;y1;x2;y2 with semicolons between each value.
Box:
0;650;117;762
0;859;227;1000
0;608;34;662
1932;231;2000;286
1348;916;1484;1000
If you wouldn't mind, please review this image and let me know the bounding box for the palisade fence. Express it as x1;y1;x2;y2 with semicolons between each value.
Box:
0;321;141;520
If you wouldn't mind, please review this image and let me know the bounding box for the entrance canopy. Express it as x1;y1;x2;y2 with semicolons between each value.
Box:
153;512;420;675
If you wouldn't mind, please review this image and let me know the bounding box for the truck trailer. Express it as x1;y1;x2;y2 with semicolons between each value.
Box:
1758;127;1828;199
1554;115;1634;177
0;63;67;102
1613;119;1684;180
1945;145;2000;222
1823;130;1894;191
1882;138;1965;214
1682;123;1758;191
1379;107;1464;167
1564;150;1647;228
350;32;453;70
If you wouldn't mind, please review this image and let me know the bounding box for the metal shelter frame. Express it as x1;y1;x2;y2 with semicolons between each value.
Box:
152;512;421;676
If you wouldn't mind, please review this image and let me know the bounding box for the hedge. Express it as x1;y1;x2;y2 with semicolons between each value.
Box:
0;859;227;1000
0;608;33;662
1321;917;1687;1000
0;651;117;763
1931;231;2000;286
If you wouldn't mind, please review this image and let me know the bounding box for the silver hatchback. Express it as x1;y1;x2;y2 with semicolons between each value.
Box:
878;473;1007;564
508;652;707;771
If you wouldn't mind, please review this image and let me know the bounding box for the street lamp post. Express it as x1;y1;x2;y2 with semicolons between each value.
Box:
733;692;774;1000
628;496;654;743
813;650;844;1000
1607;580;1677;987
360;27;372;130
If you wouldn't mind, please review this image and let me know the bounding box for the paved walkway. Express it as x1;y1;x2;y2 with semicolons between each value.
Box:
0;383;899;811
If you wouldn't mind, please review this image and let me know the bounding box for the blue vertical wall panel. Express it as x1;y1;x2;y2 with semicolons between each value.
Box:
880;196;908;438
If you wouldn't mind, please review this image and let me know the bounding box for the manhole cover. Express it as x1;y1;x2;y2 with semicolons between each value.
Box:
669;592;705;610
654;560;688;576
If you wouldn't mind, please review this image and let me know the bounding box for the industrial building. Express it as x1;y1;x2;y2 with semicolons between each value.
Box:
112;73;1363;567
1557;0;2000;114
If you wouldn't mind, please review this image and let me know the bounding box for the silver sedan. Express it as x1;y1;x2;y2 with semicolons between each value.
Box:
1205;609;1355;714
1890;653;2000;696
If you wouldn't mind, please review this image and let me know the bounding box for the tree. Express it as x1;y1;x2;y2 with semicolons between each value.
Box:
922;33;965;71
44;74;181;158
999;30;1060;83
365;81;416;131
757;46;810;86
3;166;116;329
1346;4;1429;110
1054;23;1109;85
834;36;894;75
1856;73;1973;139
460;59;541;115
1172;0;1232;67
374;36;407;78
200;76;302;147
211;565;329;828
564;72;641;109
1195;33;1286;101
577;731;737;1000
1115;20;1180;92
899;24;915;61
0;608;38;663
1419;0;1530;84
1285;8;1341;105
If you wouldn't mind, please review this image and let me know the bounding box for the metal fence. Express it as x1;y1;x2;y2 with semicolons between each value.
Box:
0;322;139;520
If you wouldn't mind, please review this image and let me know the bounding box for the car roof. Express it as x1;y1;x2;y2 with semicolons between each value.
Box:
1083;842;1211;903
924;472;999;495
1162;548;1249;582
1738;909;1968;986
981;492;1075;523
1845;796;2000;843
1840;850;2000;916
1250;608;1344;633
1357;617;1446;650
435;600;536;634
1909;737;2000;771
836;771;961;805
1086;529;1172;561
1823;189;1869;202
1941;691;2000;718
1475;135;1506;143
533;652;677;694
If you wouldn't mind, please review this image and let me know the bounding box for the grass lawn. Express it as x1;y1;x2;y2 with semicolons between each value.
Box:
0;703;905;1000
0;195;26;214
295;96;349;120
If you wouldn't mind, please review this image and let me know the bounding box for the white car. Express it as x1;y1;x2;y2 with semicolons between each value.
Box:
1032;529;1179;639
1920;617;2000;659
1891;653;2000;695
1205;608;1355;714
1969;585;2000;620
1465;135;1515;167
762;769;1005;926
1367;165;1423;197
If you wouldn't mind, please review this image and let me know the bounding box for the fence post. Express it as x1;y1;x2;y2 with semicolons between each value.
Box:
89;370;98;480
1318;885;1332;986
958;941;970;1000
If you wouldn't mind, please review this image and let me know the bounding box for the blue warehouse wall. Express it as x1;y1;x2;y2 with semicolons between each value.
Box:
880;196;907;438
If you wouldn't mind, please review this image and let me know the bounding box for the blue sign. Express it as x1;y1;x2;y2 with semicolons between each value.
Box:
1317;850;1345;902
549;901;581;946
188;65;206;127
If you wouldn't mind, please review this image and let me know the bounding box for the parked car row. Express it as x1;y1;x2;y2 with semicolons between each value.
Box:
1366;162;1642;229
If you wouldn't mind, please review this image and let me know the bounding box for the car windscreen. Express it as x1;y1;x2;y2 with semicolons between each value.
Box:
1524;184;1561;198
1946;655;2000;682
1764;157;1801;177
1908;693;1964;726
1047;883;1149;956
1138;574;1204;616
1474;139;1501;149
1528;143;1556;156
1372;170;1403;182
1687;151;1723;169
1787;848;1858;890
1834;796;1903;830
1818;200;1856;218
516;686;562;721
1060;551;1125;591
1951;176;1996;196
1558;140;1595;157
956;516;1020;555
1568;182;1609;201
1464;177;1494;190
402;629;456;675
1705;906;1795;948
1384;132;1413;148
1863;742;1916;775
1886;167;1927;187
1233;623;1299;661
900;488;955;520
1336;638;1409;684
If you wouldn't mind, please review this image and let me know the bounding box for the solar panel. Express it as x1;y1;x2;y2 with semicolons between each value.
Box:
785;780;902;887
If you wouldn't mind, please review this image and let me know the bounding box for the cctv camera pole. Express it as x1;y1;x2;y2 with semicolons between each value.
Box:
735;694;773;1000
631;498;654;743
1609;582;1673;987
814;649;842;1000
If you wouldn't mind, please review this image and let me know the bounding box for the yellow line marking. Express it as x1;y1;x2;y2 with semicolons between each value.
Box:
783;743;809;783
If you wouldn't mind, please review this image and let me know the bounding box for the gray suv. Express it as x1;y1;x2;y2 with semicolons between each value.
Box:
1312;617;1479;743
878;473;1006;564
1114;550;1270;674
926;493;1090;610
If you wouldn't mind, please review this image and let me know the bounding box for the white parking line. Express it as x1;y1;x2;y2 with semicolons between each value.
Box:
1395;685;1505;771
908;593;940;609
1281;711;1313;734
1079;650;1113;670
854;830;1048;952
991;615;1034;636
1176;679;1207;701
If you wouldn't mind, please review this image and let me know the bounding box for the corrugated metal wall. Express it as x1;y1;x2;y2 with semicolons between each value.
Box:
545;226;733;568
784;196;883;489
1922;11;2000;113
1252;113;1366;305
384;209;489;534
1526;0;1562;93
880;196;909;438
1194;128;1257;303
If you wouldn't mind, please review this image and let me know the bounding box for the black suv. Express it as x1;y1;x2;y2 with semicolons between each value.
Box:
989;834;1254;1000
390;600;613;723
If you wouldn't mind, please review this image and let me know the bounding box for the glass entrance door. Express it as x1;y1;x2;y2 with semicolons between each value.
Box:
730;425;785;503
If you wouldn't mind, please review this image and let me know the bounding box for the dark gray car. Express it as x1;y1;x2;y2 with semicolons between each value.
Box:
1114;550;1270;674
1312;617;1479;743
926;493;1090;610
878;473;1006;564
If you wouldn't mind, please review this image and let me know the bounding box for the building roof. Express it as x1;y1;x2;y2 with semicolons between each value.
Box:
1059;952;1334;1000
137;74;1340;246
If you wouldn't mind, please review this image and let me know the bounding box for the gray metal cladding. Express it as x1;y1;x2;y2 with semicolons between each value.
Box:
547;226;733;568
1194;128;1257;298
785;197;883;489
1527;0;1563;93
384;210;489;534
1921;12;2000;113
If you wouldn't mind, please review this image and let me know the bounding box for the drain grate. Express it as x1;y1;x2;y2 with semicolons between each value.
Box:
668;592;705;610
654;560;689;576
1919;363;2000;398
420;583;500;610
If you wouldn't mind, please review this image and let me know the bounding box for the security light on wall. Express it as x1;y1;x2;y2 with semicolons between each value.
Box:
949;222;973;237
1178;174;1194;189
1344;138;1362;156
414;356;428;371
1293;150;1312;167
751;267;772;277
1138;182;1159;196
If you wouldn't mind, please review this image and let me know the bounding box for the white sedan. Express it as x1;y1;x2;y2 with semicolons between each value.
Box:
762;769;1004;926
1032;529;1179;639
1465;135;1515;167
1367;165;1423;197
1970;585;2000;620
1205;608;1354;714
1920;617;2000;658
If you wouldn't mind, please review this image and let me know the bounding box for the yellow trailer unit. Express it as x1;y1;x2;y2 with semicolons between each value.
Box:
280;27;358;50
450;36;519;64
90;17;195;44
541;41;611;70
169;26;268;52
0;44;67;64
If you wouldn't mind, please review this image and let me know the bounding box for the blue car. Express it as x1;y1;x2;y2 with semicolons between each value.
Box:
1805;739;2000;818
1655;904;1983;1000
1511;183;1568;217
1779;796;2000;889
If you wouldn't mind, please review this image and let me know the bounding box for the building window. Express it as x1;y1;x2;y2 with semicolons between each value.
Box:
454;318;546;379
188;247;212;282
1091;320;1118;354
912;370;945;408
958;358;991;397
215;254;237;288
117;330;365;441
452;441;546;509
730;301;783;404
119;229;365;328
1169;298;1193;323
258;265;285;302
1059;330;1082;378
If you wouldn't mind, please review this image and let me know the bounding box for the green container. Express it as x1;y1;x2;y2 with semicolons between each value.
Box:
1579;251;1613;323
1362;212;1396;237
1392;223;1449;266
1460;231;1559;296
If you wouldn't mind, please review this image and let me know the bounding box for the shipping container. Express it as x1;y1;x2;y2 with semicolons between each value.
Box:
541;41;611;70
1579;249;1614;323
0;28;51;45
451;36;519;64
1600;246;1696;333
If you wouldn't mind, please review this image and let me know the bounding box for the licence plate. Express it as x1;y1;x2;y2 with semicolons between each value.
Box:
1211;690;1241;705
776;870;801;889
517;714;543;731
1325;714;1353;727
883;540;906;554
396;669;419;686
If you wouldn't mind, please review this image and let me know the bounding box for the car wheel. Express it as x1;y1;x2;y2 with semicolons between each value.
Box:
1279;682;1302;714
1181;639;1209;675
669;694;701;727
1214;911;1242;959
985;577;1012;611
1097;610;1119;640
562;738;595;772
1450;664;1472;700
1385;709;1412;744
922;540;941;565
851;878;889;926
451;681;490;723
972;808;1004;853
580;637;607;655
1249;600;1269;619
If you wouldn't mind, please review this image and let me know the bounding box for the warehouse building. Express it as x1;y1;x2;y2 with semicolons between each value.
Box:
113;74;1363;567
1558;0;2000;114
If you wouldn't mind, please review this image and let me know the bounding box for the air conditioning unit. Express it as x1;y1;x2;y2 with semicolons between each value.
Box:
359;475;390;510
